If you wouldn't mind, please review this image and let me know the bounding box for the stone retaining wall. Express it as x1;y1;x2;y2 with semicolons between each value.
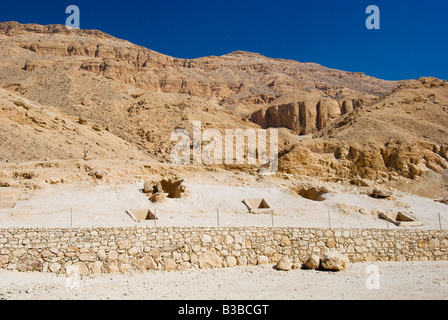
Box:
0;227;447;275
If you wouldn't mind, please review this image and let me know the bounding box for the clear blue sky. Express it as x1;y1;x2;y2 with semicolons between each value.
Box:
1;0;447;81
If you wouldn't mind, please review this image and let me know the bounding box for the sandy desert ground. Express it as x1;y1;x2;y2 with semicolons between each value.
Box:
1;261;447;300
1;176;446;229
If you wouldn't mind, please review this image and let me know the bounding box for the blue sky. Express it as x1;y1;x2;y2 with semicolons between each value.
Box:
1;0;447;81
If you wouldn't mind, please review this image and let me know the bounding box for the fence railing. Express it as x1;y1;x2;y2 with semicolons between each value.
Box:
0;207;445;230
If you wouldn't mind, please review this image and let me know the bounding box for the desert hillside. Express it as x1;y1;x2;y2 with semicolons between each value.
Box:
0;21;400;161
0;21;447;199
278;77;448;197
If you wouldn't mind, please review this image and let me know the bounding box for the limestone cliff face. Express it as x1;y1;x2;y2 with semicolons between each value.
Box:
0;21;398;115
249;98;366;134
5;21;447;191
278;78;448;188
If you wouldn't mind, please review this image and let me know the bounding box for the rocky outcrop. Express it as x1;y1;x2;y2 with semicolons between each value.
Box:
23;59;54;71
341;98;363;114
0;21;114;38
250;98;365;134
279;140;448;183
277;78;448;188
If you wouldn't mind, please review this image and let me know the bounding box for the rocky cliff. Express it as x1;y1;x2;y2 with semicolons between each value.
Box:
278;77;448;197
0;21;399;135
1;22;447;196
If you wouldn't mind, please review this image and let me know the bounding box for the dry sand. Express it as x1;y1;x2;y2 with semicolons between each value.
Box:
1;261;447;300
1;177;446;229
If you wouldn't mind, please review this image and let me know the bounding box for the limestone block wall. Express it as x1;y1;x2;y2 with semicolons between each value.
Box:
0;227;447;275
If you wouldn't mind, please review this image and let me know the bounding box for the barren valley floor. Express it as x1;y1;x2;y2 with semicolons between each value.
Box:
1;261;447;300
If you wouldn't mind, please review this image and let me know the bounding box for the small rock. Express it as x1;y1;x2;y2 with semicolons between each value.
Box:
198;248;223;269
49;262;61;273
120;264;134;274
12;248;27;258
142;254;158;270
326;238;336;247
370;188;393;199
107;250;119;261
142;181;152;194
68;262;89;276
78;118;88;125
91;261;103;275
226;256;237;268
257;255;269;265
95;170;106;179
201;234;212;243
280;235;291;247
46;177;62;184
16;256;43;272
88;170;105;179
149;192;168;203
435;199;448;205
97;249;107;261
118;240;132;250
237;256;248;266
292;263;302;269
78;253;95;262
105;262;120;274
136;255;158;272
0;255;10;268
0;181;11;187
163;258;177;271
128;247;139;256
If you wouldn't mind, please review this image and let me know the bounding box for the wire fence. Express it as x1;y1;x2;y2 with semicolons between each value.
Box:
0;206;446;230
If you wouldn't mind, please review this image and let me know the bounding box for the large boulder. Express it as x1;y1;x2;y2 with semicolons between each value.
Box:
274;256;292;271
321;251;349;271
304;255;321;270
